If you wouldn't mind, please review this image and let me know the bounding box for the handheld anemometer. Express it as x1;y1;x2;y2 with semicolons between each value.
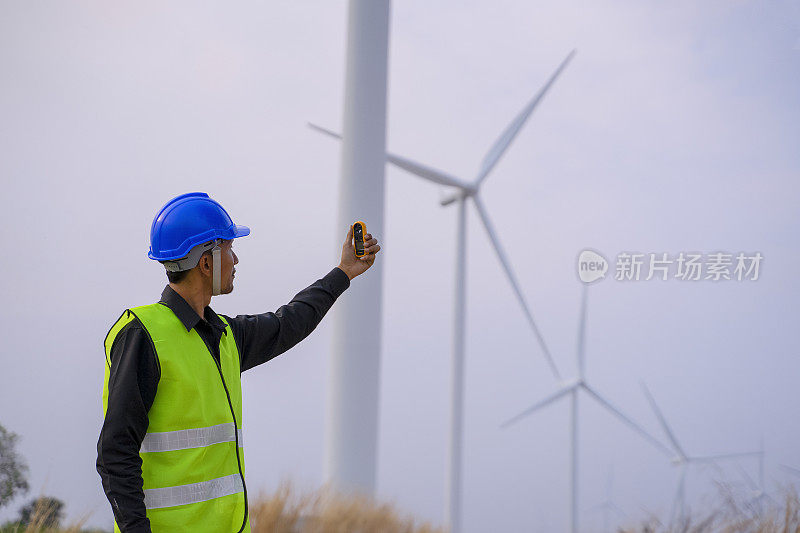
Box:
353;221;367;258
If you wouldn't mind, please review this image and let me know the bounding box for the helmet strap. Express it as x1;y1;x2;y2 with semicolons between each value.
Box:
162;241;214;273
211;242;222;296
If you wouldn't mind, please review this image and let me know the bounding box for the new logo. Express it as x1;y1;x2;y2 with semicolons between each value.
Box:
577;249;608;284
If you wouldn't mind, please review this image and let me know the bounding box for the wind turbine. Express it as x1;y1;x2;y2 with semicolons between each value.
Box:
311;50;574;533
501;284;673;533
585;466;626;533
640;383;762;528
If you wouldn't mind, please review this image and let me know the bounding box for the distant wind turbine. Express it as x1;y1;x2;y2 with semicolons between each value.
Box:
502;284;673;533
310;50;575;533
585;466;626;533
641;383;761;528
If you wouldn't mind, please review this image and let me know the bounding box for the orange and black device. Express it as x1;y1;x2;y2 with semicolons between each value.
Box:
353;221;366;257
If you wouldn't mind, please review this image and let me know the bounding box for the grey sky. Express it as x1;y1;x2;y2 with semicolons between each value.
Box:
1;1;798;531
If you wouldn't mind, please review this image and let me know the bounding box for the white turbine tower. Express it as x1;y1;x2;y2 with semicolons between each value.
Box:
326;0;391;495
312;50;575;533
501;284;673;533
640;383;761;527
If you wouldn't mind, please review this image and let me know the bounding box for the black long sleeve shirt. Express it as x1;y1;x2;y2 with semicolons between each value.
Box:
96;267;350;532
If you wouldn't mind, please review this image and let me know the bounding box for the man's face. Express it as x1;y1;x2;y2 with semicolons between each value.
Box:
220;239;238;294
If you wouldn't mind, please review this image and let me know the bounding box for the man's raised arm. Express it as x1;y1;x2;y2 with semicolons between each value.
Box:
229;226;380;372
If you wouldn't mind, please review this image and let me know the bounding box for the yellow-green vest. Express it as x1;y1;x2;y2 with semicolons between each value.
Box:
102;303;250;533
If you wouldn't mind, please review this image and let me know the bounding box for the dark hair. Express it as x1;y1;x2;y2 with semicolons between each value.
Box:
166;269;190;283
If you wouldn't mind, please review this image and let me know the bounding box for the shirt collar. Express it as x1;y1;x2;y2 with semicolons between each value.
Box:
159;285;228;335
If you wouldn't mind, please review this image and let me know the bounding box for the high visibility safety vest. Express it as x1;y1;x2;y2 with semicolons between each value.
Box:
102;303;250;533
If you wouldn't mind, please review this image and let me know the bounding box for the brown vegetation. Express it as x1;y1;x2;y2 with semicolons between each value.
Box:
0;496;94;533
249;482;445;533
620;484;800;533
9;482;800;532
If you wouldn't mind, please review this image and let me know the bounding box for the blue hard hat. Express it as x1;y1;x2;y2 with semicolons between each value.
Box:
148;192;250;262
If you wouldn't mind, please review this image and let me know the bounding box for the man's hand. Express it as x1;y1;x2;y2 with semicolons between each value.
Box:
338;224;381;280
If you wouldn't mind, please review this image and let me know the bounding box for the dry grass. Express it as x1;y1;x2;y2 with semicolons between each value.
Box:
620;485;800;533
248;482;445;533
5;483;442;533
10;482;800;532
0;498;93;533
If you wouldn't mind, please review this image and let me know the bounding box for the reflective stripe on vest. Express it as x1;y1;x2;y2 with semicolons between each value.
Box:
144;473;244;509
141;423;244;453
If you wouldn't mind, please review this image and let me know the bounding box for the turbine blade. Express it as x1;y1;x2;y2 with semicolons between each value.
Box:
308;122;472;190
307;122;342;140
736;462;759;491
474;50;576;185
577;284;588;380
386;152;472;189
582;383;673;457
471;194;561;380
700;458;725;478
640;382;688;460
500;384;574;429
692;452;761;463
781;464;800;478
440;190;461;206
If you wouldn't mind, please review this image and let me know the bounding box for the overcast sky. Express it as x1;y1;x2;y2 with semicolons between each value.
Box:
1;1;799;531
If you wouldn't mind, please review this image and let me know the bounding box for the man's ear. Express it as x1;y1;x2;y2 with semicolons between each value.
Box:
198;253;213;277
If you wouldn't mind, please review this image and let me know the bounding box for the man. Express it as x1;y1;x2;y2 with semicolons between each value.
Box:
96;192;380;532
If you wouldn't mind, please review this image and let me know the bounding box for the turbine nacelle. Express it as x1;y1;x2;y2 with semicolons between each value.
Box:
439;187;476;206
557;377;583;390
